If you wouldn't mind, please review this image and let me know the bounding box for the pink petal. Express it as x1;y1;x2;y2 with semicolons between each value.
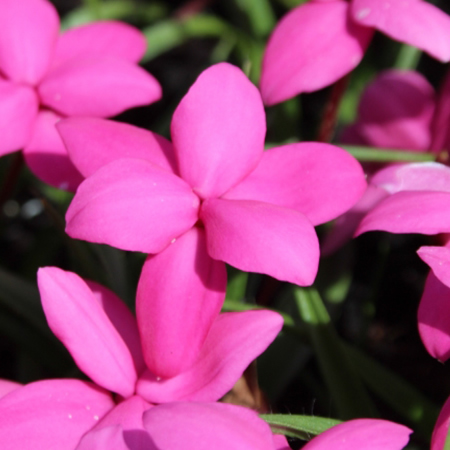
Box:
75;425;129;450
57;117;177;176
54;21;146;67
37;267;137;398
0;380;21;399
352;70;435;150
301;419;411;450
356;191;450;236
273;434;291;450
224;142;366;226
143;402;276;450
417;244;450;287
431;396;450;450
137;227;226;379
23;110;84;191
65;158;200;253
260;1;373;105
171;63;266;199
431;70;450;153
87;281;146;376
136;310;283;403
91;396;154;450
351;0;450;62
201;198;319;286
371;162;450;194
0;0;59;84
0;80;39;156
39;57;161;117
417;270;450;362
0;379;114;450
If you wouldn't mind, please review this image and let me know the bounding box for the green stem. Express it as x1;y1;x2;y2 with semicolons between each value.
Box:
394;44;422;70
341;145;437;162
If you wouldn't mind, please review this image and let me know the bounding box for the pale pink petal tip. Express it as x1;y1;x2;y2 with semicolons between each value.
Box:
351;0;450;63
143;402;276;449
302;419;411;450
431;395;450;450
260;1;373;104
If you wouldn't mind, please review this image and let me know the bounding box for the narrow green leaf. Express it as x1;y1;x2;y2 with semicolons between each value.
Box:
394;44;422;70
142;20;186;61
226;270;248;301
260;414;341;440
233;0;276;37
344;344;439;438
295;287;377;419
341;145;436;162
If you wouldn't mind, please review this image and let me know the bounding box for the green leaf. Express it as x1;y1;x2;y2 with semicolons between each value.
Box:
226;270;248;301
344;344;440;438
233;0;276;37
142;20;185;61
394;44;422;70
341;145;436;162
260;413;341;440
295;287;377;419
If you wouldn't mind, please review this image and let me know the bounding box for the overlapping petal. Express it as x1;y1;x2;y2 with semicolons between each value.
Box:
171;63;265;199
201;198;319;286
0;379;114;450
57;117;177;177
137;227;226;379
143;402;276;450
136;310;283;403
260;1;373;105
37;267;138;398
65;158;200;253
301;418;411;450
75;425;130;450
431;396;450;450
357;191;450;236
351;70;435;150
223;142;366;225
0;0;59;84
351;0;450;62
0;80;39;156
0;380;21;399
54;21;147;66
23;110;84;191
39;58;162;117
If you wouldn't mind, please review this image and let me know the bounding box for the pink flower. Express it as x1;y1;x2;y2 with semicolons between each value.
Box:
0;267;284;448
301;419;411;450
0;0;161;191
431;395;450;450
260;0;450;105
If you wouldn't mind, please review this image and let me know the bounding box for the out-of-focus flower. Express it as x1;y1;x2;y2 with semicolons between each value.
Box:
0;0;161;190
0;267;284;449
260;0;450;105
431;395;450;450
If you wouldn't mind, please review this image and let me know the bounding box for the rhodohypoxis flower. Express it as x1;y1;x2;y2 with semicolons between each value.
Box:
0;0;161;190
260;0;450;105
59;63;365;376
0;267;285;449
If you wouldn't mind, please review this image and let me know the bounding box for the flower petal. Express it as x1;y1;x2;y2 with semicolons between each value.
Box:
431;396;450;450
356;191;450;236
201;198;319;286
0;0;59;84
143;402;276;450
301;419;411;450
57;117;177;177
39;57;161;117
371;162;450;194
66;158;199;253
431;71;450;153
417;244;450;287
75;425;129;450
351;70;435;150
0;380;21;399
351;0;450;62
0;80;39;156
260;1;373;104
417;270;450;362
171;63;266;199
54;21;146;66
224;142;366;225
0;379;114;450
137;227;226;379
136;310;283;403
37;267;137;397
23;110;84;191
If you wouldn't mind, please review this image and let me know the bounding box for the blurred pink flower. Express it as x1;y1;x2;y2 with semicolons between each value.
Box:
0;0;161;191
431;395;450;450
0;267;285;449
260;0;450;105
